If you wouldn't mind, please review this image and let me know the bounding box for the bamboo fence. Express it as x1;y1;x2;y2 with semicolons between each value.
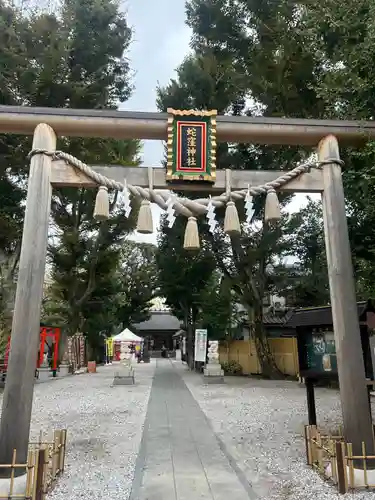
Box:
305;424;375;494
0;429;67;500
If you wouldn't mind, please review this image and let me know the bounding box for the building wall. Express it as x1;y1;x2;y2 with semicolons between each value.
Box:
219;338;299;377
139;329;175;350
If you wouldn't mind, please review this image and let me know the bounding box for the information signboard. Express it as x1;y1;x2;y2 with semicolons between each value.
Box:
194;329;208;362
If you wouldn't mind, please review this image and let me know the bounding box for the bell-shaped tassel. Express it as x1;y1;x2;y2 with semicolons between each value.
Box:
265;188;281;223
183;217;200;251
224;201;241;236
137;199;153;234
93;186;109;221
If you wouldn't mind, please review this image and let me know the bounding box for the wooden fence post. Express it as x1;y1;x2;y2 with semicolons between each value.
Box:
59;430;67;473
35;447;48;500
52;431;59;478
305;426;312;465
25;450;34;500
335;441;348;494
310;425;317;464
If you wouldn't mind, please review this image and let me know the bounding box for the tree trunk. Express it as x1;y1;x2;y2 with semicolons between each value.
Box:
186;323;195;370
250;307;284;379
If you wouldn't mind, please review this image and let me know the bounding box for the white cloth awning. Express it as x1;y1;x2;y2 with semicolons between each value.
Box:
112;328;143;343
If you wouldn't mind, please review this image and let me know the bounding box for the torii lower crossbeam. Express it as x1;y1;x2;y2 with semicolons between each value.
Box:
50;161;324;192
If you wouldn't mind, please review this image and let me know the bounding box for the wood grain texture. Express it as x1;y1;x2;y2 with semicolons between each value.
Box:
0;105;373;145
0;124;56;474
319;135;375;458
50;161;324;192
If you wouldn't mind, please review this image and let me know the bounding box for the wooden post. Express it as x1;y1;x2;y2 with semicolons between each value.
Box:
35;447;48;500
305;378;317;425
0;124;56;475
336;441;348;493
305;425;313;465
319;135;375;458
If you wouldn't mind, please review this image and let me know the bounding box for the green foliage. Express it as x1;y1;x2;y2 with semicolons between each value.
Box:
42;239;157;356
0;0;141;353
4;0;375;365
155;0;375;379
156;215;216;366
199;273;243;339
276;199;330;307
156;215;216;324
0;1;35;347
79;241;156;353
40;0;139;349
221;360;242;376
115;241;158;327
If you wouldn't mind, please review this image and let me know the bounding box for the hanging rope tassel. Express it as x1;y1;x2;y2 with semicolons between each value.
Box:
93;186;110;221
223;169;241;237
224;201;241;236
183;217;200;251
137;199;153;234
265;187;281;223
137;166;154;234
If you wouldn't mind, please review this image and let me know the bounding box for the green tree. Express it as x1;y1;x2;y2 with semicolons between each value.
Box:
156;0;375;375
0;0;142;356
0;1;35;352
186;0;325;118
156;50;307;376
275;199;330;307
42;239;157;359
116;241;158;328
303;1;375;297
156;216;216;368
79;241;157;357
199;272;243;340
20;0;141;352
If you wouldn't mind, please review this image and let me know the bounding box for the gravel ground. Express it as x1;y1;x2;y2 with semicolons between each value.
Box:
1;359;375;500
0;362;155;500
177;363;375;500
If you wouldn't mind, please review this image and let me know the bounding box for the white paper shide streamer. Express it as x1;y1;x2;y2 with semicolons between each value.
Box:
206;197;217;233
166;195;176;228
245;187;254;224
120;180;132;218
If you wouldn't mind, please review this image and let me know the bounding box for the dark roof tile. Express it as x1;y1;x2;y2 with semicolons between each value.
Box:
133;311;181;332
263;310;294;326
285;301;373;327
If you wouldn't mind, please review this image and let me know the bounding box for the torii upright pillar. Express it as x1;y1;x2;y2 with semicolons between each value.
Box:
319;135;375;458
0;124;56;474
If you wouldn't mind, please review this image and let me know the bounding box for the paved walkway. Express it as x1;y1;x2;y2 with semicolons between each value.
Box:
130;360;256;500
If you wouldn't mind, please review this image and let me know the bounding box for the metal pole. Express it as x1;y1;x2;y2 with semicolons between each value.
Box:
305;379;317;426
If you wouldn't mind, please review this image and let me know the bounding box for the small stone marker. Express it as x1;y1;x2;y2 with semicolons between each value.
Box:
113;363;135;386
38;366;50;382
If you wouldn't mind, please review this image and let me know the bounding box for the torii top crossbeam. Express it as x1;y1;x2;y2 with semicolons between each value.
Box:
0;104;373;145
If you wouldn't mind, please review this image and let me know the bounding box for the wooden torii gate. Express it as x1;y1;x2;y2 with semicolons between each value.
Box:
0;105;373;471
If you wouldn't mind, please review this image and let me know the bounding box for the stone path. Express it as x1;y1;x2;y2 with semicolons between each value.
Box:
130;359;256;500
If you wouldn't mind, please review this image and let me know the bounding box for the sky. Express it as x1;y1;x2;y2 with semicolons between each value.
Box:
123;0;192;244
123;0;316;245
123;0;191;166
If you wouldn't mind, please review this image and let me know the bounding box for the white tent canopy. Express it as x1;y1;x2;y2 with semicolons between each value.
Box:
112;328;143;343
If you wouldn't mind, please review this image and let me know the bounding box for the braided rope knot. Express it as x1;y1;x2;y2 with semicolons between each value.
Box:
27;149;342;218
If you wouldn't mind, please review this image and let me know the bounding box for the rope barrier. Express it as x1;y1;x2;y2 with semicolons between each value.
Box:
28;149;342;218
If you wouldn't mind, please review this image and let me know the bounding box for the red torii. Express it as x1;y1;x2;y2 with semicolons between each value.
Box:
5;326;60;371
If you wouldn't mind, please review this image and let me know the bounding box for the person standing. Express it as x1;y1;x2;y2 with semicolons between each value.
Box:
135;344;141;363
